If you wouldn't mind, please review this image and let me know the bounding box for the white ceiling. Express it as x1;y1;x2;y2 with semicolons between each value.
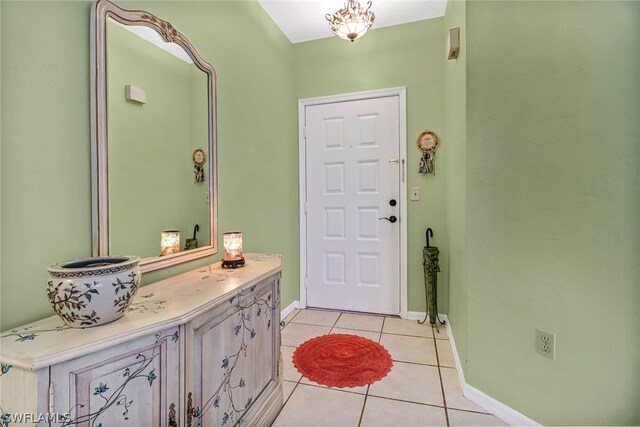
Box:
258;0;448;44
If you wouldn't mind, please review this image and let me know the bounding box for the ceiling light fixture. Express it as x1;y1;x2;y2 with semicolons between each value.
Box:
326;0;375;42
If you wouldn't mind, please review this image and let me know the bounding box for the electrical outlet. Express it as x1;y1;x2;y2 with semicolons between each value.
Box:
536;329;556;360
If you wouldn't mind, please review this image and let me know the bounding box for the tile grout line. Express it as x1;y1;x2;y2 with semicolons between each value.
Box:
358;313;376;426
282;379;301;407
357;393;369;427
335;325;386;335
296;381;368;396
383;331;439;339
390;359;441;369
280;376;305;415
287;309;301;323
280;309;301;331
432;324;451;427
441;406;495;416
328;311;342;334
359;318;384;426
365;393;449;411
276;373;305;420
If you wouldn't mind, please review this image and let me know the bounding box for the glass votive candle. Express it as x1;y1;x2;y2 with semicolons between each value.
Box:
160;230;181;256
222;231;245;268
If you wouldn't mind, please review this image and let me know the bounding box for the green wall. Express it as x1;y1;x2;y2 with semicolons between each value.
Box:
0;1;297;330
1;2;93;330
462;1;640;424
443;0;467;368
293;19;448;313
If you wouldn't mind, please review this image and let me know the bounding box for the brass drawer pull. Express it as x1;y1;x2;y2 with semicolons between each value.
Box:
187;392;194;427
169;403;177;427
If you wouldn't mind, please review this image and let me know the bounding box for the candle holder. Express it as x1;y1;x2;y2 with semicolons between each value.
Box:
160;230;181;256
222;231;244;268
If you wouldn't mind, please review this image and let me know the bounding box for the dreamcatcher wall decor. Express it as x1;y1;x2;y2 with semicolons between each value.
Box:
416;130;440;174
192;148;206;183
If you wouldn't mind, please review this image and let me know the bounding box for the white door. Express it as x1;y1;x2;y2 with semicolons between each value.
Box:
305;96;400;315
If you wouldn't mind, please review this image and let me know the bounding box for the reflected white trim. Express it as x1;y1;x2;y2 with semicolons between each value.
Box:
110;18;194;64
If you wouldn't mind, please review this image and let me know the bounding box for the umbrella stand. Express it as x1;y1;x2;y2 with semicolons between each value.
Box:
184;224;200;251
418;228;446;331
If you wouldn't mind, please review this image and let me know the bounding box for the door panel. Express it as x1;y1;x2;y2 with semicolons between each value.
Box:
50;327;180;427
306;96;400;314
189;279;278;427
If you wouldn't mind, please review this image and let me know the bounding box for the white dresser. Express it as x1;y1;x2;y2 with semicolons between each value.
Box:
0;253;284;426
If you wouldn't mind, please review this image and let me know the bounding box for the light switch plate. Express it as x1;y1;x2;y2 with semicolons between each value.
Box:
410;187;420;201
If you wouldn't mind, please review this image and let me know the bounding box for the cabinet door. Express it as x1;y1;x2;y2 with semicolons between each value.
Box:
187;277;280;427
50;327;180;427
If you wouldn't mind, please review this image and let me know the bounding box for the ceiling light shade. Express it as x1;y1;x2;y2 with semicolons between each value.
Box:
326;0;375;42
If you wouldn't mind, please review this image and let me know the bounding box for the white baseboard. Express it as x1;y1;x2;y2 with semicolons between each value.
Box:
444;314;466;391
406;310;425;320
445;318;541;426
463;383;540;426
406;311;448;323
281;300;300;320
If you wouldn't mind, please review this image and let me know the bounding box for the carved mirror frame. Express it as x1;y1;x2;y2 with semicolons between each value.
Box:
90;0;218;273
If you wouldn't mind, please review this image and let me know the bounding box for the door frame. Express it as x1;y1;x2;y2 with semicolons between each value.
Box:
298;87;408;318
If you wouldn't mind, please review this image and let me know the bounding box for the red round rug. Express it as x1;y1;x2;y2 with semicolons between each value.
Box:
292;334;393;388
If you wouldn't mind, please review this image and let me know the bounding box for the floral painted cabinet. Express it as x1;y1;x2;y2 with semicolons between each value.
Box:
186;276;282;427
0;254;284;427
49;327;180;426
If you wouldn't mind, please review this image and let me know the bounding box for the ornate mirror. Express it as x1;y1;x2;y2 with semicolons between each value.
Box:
91;0;218;273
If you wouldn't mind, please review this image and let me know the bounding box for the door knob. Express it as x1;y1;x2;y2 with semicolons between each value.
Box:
379;216;397;223
389;199;397;207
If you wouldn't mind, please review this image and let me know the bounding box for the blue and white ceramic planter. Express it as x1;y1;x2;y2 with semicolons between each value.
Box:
47;256;141;328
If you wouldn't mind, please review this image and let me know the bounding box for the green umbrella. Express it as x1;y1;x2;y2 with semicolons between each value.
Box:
184;224;200;251
419;228;446;331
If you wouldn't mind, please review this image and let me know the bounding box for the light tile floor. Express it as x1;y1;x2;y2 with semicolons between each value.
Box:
273;309;508;427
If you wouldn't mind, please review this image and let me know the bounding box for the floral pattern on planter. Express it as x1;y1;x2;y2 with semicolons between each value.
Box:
112;272;141;314
47;256;141;328
46;280;102;326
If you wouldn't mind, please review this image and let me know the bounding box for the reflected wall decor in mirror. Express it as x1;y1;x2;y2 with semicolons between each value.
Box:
91;0;218;273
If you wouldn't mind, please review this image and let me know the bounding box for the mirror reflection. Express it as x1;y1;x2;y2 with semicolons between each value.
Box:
106;18;211;260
